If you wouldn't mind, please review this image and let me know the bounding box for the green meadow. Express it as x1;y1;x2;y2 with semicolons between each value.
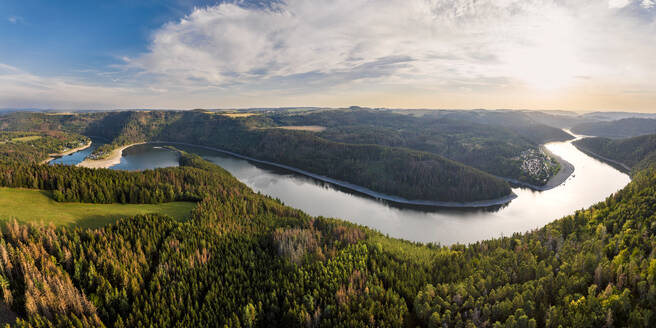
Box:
11;135;42;142
0;187;195;228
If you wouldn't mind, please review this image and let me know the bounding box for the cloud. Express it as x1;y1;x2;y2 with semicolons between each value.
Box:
0;64;20;73
609;0;656;9
126;0;656;94
7;16;23;24
609;0;632;8
0;63;144;109
2;0;656;111
129;0;541;90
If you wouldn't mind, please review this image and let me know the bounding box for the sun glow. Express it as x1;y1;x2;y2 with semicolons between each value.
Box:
509;42;579;91
502;7;584;91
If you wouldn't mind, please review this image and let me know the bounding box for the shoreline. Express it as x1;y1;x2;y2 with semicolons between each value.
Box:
573;145;632;174
497;131;577;191
541;146;576;189
57;137;582;207
566;127;632;175
493;145;575;192
40;141;92;165
77;143;144;169
150;141;519;208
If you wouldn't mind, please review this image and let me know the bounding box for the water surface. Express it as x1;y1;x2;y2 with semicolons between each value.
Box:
63;137;630;245
49;140;103;166
110;144;180;171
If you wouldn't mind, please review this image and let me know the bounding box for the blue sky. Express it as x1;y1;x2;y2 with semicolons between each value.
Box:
0;1;221;76
1;0;655;111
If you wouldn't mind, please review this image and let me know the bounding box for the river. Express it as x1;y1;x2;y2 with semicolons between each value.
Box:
52;136;630;245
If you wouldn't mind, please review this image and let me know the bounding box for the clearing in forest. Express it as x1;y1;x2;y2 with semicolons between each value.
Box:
10;135;42;142
220;112;259;118
0;187;195;228
276;125;327;132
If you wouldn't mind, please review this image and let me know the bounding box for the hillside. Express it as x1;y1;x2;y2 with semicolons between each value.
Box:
273;108;572;186
574;134;656;173
1;111;513;203
572;118;656;139
0;147;656;326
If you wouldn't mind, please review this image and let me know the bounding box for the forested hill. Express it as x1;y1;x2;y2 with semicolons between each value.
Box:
0;111;512;203
272;108;572;185
573;134;656;173
153;113;512;203
571;118;656;139
2;145;656;326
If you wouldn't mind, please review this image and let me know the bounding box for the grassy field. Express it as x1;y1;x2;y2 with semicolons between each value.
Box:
276;125;326;132
367;235;457;266
11;135;42;142
219;112;258;118
0;187;195;228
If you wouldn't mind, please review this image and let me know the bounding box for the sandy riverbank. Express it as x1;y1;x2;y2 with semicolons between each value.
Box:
540;147;575;189
40;141;92;165
77;143;144;169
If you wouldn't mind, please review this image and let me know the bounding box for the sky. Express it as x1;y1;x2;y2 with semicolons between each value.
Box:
0;0;655;111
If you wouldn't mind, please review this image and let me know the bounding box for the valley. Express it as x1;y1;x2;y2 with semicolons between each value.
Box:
44;128;627;244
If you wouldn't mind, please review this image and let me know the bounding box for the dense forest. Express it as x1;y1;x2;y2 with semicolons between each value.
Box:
271;109;571;185
0;110;514;203
1;137;656;326
571;118;656;139
574;134;656;173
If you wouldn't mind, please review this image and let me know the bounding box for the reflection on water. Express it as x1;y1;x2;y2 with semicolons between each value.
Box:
110;145;180;171
195;140;628;245
49;140;103;166
64;137;630;245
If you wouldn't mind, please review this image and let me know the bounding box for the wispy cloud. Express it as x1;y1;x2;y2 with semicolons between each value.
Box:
609;0;631;9
608;0;656;9
0;63;143;109
7;16;24;24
